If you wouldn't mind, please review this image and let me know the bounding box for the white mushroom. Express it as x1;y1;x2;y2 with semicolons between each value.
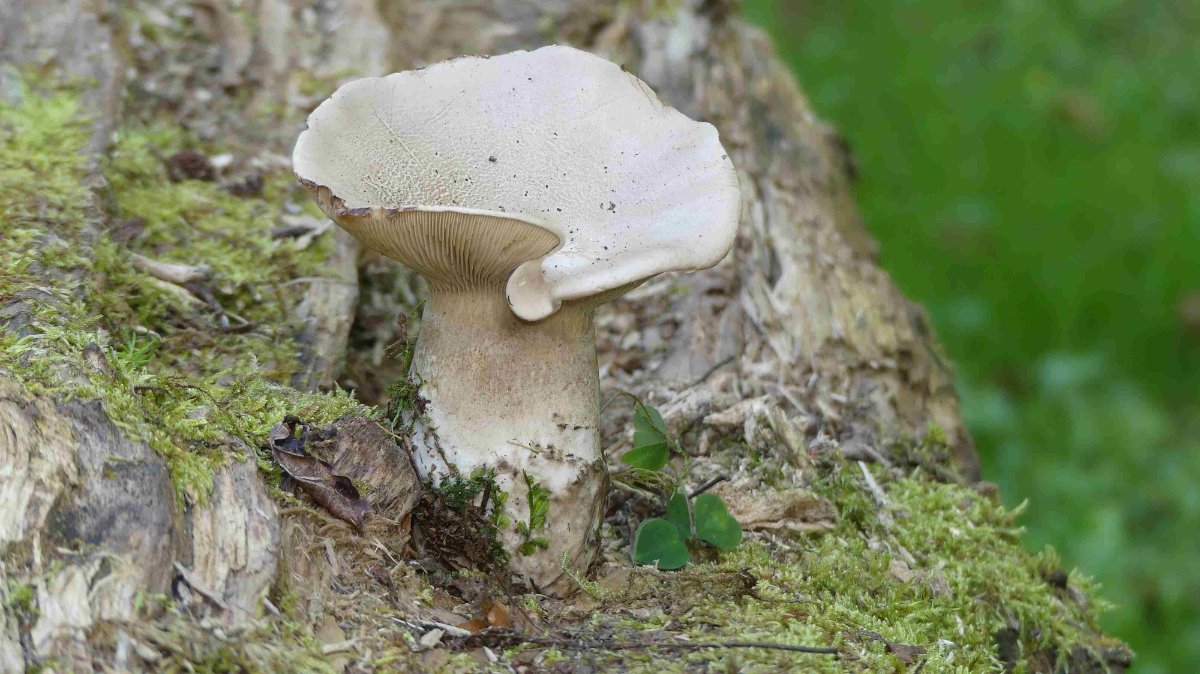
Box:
293;45;740;593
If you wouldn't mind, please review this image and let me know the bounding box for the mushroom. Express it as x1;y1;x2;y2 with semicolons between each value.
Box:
293;45;740;593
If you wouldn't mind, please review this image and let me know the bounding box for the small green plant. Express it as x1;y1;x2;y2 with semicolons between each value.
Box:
435;469;508;526
111;330;159;372
384;304;426;434
427;469;512;567
516;471;551;556
4;580;37;618
616;397;743;570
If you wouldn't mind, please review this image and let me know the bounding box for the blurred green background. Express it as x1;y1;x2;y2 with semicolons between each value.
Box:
743;1;1200;672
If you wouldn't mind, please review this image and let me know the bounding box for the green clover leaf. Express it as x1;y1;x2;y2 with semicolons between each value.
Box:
694;493;742;550
632;518;690;570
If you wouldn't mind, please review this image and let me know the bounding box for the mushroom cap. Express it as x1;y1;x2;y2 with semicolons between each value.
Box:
293;45;741;320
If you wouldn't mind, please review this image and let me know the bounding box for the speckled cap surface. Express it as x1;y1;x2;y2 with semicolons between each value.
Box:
293;45;741;320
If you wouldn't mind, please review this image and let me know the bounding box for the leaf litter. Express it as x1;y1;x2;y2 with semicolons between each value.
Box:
269;415;370;528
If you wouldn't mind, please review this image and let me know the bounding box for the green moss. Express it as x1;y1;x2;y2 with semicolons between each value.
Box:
435;470;508;517
138;613;338;674
0;76;371;506
571;466;1114;673
3;580;37;618
382;305;424;433
643;0;684;20
428;469;511;567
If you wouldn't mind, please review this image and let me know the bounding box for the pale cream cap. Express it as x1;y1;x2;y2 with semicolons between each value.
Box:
293;45;741;320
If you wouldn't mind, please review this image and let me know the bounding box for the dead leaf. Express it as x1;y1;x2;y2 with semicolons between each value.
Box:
485;600;511;628
164;150;216;182
456;619;488;634
848;630;927;665
224;173;264;197
456;599;511;634
270;418;370;528
320;416;422;523
886;641;927;664
419;648;449;670
315;615;353;669
712;480;837;533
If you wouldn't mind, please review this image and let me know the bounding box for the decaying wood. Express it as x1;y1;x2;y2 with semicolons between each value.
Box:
291;228;360;391
0;0;1122;671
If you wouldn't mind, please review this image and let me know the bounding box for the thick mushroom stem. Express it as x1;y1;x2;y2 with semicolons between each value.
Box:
412;291;606;592
312;203;608;593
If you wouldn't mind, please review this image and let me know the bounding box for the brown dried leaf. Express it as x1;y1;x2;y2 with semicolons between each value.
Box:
456;619;488;634
164;151;216;182
270;419;370;528
485;600;511;628
712;480;837;533
319;417;422;523
886;641;927;664
849;630;927;665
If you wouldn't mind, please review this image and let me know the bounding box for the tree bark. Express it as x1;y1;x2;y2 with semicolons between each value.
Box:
0;0;1126;672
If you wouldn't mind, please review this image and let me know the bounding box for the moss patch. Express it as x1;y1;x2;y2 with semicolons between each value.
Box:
0;75;370;505
127;613;338;674
545;463;1123;673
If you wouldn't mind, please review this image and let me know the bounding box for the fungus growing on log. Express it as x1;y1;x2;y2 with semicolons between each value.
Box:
293;45;741;593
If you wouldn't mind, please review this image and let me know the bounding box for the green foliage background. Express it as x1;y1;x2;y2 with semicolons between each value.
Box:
744;1;1200;672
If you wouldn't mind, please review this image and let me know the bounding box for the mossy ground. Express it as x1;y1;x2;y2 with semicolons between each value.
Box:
0;76;1124;673
0;73;369;505
536;461;1121;674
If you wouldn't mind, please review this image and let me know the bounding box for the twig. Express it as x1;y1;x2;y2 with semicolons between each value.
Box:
859;460;896;531
320;639;359;655
271;224;316;239
689;355;735;387
173;562;228;611
280;276;357;287
586;638;839;655
146;277;204;306
262;597;281;617
609;478;658;502
856;462;918;565
130;253;212;285
689;474;729;498
188;282;229;331
451;629;839;655
857;443;893;467
858;461;890;509
393;617;471;637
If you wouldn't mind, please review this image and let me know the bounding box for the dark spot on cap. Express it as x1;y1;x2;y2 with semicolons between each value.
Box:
488;156;497;162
